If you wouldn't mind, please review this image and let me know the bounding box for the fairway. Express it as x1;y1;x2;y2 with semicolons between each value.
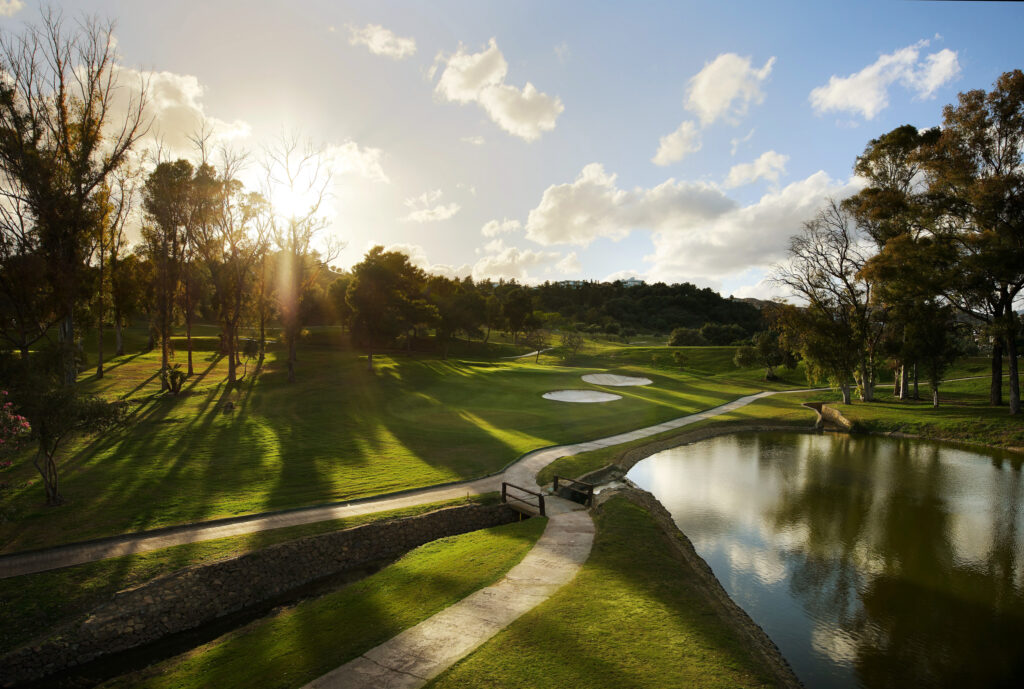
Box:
0;338;803;553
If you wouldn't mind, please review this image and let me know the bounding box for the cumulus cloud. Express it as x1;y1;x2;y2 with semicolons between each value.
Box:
401;189;460;223
809;40;960;119
471;238;560;282
347;23;416;60
0;0;23;17
652;120;701;166
324;141;390;184
555;252;582;274
461;135;486;145
686;54;775;126
524;163;734;246
107;68;250;156
434;38;563;141
724;150;789;188
644;171;864;284
481;218;522;237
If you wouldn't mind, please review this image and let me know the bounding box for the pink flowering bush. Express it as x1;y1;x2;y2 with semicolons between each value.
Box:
0;390;30;459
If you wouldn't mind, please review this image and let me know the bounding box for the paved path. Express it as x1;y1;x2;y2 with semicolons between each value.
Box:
0;388;812;579
304;502;593;689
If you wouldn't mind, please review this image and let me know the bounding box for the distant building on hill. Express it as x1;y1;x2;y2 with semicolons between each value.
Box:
621;277;644;287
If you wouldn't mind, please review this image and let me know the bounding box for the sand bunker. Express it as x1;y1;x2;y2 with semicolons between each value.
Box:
543;390;623;403
581;373;653;387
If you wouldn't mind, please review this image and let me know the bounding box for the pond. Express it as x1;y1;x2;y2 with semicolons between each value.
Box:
627;432;1024;689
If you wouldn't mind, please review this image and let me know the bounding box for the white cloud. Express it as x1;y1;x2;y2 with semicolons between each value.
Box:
0;0;23;17
434;38;564;141
809;40;960;119
555;252;582;274
652;120;701;166
724;150;789;188
383;243;471;279
554;41;570;63
732;277;789;301
347;24;416;60
644;171;864;284
324;141;390;184
109;68;250;156
471;238;560;282
730;128;755;156
401;189;460;222
686;54;775;126
461;135;486;145
524;163;734;247
481;218;522;237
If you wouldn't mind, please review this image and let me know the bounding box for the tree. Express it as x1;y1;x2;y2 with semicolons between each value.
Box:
733;330;793;381
503;289;532;344
922;70;1024;414
264;135;340;382
561;330;583;360
191;153;270;384
92;168;138;375
772;201;877;403
668;327;707;346
347;247;434;372
0;12;148;385
141;160;193;390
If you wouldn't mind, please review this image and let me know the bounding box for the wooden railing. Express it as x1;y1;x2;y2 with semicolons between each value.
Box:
553;475;595;506
501;482;546;517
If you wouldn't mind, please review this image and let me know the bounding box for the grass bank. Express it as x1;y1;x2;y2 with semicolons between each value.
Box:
426;494;793;689
98;516;546;689
0;494;499;654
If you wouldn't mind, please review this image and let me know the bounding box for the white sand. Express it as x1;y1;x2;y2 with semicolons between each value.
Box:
581;373;653;387
542;390;623;403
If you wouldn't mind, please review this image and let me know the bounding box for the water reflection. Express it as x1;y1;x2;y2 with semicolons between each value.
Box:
627;432;1024;689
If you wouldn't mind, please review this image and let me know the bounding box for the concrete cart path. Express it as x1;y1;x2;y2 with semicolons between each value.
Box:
0;387;820;580
304;503;593;689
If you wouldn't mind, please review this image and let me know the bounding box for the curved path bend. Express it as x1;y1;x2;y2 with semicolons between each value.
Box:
0;388;805;580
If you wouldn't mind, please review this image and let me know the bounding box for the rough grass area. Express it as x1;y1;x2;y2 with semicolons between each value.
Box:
98;517;546;689
0;330;801;553
537;392;825;484
426;496;778;689
0;493;498;654
832;376;1024;450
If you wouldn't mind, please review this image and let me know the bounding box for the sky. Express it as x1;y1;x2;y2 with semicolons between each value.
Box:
3;0;1023;298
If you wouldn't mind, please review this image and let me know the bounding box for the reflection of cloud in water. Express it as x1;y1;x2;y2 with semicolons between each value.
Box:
811;620;858;667
726;540;788;586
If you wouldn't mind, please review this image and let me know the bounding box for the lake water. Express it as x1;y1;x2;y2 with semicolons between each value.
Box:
626;432;1024;689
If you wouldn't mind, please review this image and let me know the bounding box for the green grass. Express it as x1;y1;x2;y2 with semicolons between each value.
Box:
0;331;802;553
830;377;1024;450
0;493;499;654
99;516;547;689
537;391;826;484
426;496;778;689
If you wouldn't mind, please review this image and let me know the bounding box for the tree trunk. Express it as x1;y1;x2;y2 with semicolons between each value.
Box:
840;382;851;405
115;309;124;357
59;312;77;387
858;360;873;401
185;308;194;377
899;364;909;400
97;248;105;379
991;340;1004;406
258;312;266;368
226;321;237;384
287;333;297;383
893;365;900;396
1007;331;1020;416
484;325;491;344
34;450;64;507
932;386;939;408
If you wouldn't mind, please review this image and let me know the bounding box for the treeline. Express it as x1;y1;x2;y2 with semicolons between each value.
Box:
769;70;1024;414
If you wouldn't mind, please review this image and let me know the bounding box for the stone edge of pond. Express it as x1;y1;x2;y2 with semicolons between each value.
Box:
596;486;804;689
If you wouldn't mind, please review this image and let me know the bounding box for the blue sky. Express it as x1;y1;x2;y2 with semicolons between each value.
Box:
4;0;1023;297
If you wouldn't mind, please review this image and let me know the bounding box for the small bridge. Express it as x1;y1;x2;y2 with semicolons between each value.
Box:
501;482;546;516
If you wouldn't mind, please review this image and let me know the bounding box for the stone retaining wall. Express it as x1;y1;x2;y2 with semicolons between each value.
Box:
1;502;519;687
